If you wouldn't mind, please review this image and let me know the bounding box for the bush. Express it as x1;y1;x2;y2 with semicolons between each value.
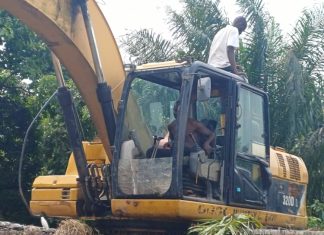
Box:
307;200;324;230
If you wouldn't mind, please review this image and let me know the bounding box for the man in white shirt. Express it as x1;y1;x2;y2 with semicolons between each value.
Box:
208;16;247;75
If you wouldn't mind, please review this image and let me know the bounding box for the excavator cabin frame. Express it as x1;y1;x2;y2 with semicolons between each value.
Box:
109;61;307;230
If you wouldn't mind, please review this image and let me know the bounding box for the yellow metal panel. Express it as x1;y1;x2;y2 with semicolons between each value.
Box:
269;149;280;176
65;141;108;175
31;188;80;201
0;0;126;161
82;141;109;161
65;154;79;175
32;175;79;188
112;199;307;229
136;60;188;70
270;148;308;184
30;200;77;217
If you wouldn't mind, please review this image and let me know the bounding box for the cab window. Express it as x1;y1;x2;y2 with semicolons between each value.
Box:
117;77;178;196
236;88;266;158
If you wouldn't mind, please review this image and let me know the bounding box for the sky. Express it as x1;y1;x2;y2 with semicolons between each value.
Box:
97;0;323;61
99;0;323;39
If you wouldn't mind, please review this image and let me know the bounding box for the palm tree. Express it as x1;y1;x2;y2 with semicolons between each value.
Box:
287;4;324;203
272;4;324;148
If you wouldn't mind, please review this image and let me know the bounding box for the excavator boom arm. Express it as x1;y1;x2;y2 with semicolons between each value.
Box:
0;0;125;161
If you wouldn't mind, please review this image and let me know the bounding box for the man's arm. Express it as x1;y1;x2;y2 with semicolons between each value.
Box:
167;122;175;141
227;46;238;74
159;131;170;148
194;121;215;155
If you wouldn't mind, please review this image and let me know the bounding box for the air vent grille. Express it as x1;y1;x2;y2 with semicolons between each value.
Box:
61;188;71;200
286;155;301;181
276;153;287;177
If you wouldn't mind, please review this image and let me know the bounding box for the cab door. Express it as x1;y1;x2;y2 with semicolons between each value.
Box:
229;84;271;209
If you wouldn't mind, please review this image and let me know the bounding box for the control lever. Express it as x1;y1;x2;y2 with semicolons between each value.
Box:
150;135;164;158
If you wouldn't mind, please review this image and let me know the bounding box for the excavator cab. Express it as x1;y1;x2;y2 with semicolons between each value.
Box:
111;61;271;209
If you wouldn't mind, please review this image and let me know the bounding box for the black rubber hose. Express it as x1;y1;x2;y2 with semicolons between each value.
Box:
18;90;58;215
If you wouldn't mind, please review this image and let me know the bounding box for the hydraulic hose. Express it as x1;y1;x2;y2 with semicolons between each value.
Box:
18;90;58;215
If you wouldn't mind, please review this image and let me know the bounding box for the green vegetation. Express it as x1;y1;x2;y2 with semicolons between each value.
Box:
307;200;324;230
187;214;262;235
0;10;95;224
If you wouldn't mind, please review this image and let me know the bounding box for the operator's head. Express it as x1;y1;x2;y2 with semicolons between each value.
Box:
232;16;247;35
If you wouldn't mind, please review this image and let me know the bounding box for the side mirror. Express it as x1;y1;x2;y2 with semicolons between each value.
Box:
197;77;211;101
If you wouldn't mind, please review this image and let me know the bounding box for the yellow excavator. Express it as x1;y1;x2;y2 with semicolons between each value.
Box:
0;0;309;233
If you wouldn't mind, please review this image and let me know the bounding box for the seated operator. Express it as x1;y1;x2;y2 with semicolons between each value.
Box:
146;100;215;158
167;100;215;155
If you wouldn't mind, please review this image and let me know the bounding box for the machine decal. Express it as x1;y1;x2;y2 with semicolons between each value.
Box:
197;204;228;217
282;194;298;207
268;178;306;215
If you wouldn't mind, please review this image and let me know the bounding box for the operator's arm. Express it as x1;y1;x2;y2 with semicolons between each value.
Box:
227;46;238;74
159;131;171;148
167;122;175;142
194;121;215;155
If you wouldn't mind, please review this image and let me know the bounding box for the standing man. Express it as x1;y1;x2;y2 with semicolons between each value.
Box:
208;16;247;75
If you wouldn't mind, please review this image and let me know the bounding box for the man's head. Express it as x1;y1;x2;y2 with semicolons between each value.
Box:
232;16;247;35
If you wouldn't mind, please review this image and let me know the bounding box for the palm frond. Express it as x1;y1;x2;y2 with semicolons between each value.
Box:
236;0;271;87
187;214;262;235
289;4;324;77
167;0;228;61
120;29;176;64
